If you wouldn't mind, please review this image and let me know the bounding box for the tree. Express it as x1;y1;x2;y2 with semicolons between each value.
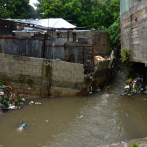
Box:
0;0;8;18
7;0;35;19
36;0;65;18
35;0;120;29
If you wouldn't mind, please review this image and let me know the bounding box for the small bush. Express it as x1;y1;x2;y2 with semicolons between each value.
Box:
120;47;131;63
132;142;139;147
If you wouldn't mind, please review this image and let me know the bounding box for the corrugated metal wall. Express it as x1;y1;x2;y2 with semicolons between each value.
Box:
0;38;89;64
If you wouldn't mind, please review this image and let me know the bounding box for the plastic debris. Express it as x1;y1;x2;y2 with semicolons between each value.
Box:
123;78;132;83
29;101;34;105
35;102;41;105
46;119;49;122
8;105;16;109
79;115;83;119
22;98;26;101
121;74;147;96
0;92;4;95
17;123;26;131
89;86;92;94
20;102;24;105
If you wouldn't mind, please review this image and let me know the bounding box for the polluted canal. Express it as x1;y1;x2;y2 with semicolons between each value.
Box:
1;65;147;147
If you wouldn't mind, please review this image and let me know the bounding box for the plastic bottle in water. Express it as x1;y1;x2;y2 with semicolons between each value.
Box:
19;123;26;130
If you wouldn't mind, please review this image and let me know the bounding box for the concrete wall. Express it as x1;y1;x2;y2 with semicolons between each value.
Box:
0;53;48;97
50;59;84;96
0;53;85;97
121;0;147;63
93;30;110;55
120;0;144;15
92;60;110;88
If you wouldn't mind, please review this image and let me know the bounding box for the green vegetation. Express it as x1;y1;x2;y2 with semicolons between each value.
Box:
0;0;36;19
36;0;120;29
108;16;120;53
0;0;8;18
0;0;120;52
16;95;22;102
0;0;120;29
120;47;131;63
132;142;139;147
0;79;4;87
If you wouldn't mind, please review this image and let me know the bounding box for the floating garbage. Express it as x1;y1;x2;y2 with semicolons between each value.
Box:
79;115;83;118
35;102;41;105
77;115;83;119
17;123;26;131
46;119;49;122
19;102;24;105
29;101;34;105
22;98;26;101
8;105;16;109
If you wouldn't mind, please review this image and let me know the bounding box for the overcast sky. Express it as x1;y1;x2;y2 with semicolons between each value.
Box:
29;0;39;9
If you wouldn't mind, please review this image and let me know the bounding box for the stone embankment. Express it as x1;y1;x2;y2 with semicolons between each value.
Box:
97;138;147;147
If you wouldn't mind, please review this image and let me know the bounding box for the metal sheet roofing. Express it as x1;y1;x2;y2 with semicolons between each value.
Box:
8;18;76;29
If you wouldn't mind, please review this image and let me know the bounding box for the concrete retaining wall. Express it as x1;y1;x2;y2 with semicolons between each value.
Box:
50;59;84;96
121;0;147;64
92;60;110;87
0;53;48;97
0;53;85;97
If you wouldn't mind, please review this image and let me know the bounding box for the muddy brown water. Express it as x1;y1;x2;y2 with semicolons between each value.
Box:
1;67;147;147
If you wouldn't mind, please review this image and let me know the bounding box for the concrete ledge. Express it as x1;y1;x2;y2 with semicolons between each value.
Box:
97;137;147;147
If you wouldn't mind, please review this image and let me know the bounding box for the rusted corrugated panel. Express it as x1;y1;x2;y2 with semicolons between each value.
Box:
18;40;26;56
26;40;42;58
1;39;19;55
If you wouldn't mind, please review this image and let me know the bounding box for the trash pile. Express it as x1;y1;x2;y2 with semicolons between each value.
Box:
121;76;146;96
0;84;25;113
121;63;147;96
94;56;105;65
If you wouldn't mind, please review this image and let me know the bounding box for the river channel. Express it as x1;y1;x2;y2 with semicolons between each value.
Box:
0;67;147;147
